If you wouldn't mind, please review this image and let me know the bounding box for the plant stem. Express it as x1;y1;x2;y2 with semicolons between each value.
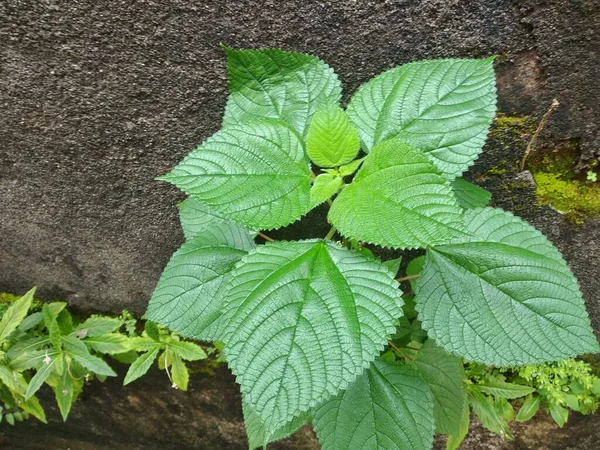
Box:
388;341;414;361
324;226;337;241
519;98;560;171
258;232;275;243
396;273;420;283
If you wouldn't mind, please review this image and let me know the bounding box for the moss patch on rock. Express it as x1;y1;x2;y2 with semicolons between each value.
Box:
529;150;600;224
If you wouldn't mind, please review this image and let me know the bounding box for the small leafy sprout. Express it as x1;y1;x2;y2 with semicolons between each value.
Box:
0;289;210;425
145;47;599;449
587;170;598;182
123;321;206;391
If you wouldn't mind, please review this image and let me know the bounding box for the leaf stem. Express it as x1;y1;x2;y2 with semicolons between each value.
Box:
395;273;420;283
324;226;337;241
519;98;560;171
258;232;275;243
388;341;414;361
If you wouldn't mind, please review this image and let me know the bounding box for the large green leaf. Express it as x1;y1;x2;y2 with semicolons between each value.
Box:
306;104;360;167
346;58;496;179
177;197;255;241
222;47;342;137
414;341;467;436
219;240;402;436
416;207;599;366
144;223;255;341
0;287;35;343
243;396;310;450
161;120;312;230
313;359;435;450
329;140;466;249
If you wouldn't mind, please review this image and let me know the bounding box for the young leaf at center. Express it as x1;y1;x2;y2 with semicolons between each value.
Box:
306;104;360;168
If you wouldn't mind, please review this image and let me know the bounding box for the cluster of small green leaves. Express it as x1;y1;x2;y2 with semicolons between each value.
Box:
462;358;600;440
145;46;599;449
0;288;206;425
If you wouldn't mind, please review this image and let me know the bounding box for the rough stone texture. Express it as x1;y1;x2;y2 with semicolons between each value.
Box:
1;0;600;448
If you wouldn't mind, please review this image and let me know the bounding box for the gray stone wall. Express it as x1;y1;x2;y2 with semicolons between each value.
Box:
1;0;599;448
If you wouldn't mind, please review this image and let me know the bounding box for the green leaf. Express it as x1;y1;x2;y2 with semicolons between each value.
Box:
43;304;63;351
170;354;189;391
592;378;600;396
124;347;160;385
0;364;28;394
219;240;402;434
9;349;57;372
313;359;435;450
18;311;43;332
382;257;402;277
162;120;312;230
468;390;512;439
167;340;207;361
7;336;50;361
338;158;364;177
307;104;360;167
62;335;116;377
83;333;131;355
416;207;599;365
563;393;580;411
549;403;569;427
475;381;535;399
451;178;491;209
0;287;35;343
446;400;470;450
329;140;466;249
406;255;425;291
516;396;540;422
310;173;343;207
18;394;47;423
222;47;342;137
144;223;255;341
144;321;161;341
46;366;80;421
74;316;122;338
346;58;496;179
178;197;255;241
495;396;514;422
25;357;56;400
243;396;310;450
414;340;467;435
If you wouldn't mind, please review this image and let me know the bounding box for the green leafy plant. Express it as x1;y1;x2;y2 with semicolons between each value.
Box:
0;289;206;424
145;47;599;449
464;358;600;440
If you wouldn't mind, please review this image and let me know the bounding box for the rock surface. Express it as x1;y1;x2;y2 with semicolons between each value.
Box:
1;0;599;448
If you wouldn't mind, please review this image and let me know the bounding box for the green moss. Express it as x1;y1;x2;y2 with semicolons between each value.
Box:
530;153;600;223
485;165;507;177
491;114;536;137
